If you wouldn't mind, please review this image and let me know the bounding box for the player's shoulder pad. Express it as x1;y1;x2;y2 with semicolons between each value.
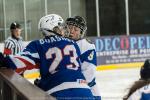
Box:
77;39;96;54
85;38;94;44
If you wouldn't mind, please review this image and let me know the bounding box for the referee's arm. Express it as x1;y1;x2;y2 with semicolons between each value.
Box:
3;41;13;56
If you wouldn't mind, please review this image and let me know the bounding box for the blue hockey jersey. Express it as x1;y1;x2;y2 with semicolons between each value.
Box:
6;35;90;94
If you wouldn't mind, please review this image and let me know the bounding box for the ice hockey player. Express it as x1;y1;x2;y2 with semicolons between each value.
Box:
123;59;150;100
66;16;101;100
0;14;95;99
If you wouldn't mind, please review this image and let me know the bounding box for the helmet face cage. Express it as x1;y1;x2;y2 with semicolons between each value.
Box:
66;16;87;39
55;22;69;37
59;23;70;37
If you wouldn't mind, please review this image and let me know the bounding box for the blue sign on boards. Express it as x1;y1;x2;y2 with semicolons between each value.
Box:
89;35;150;65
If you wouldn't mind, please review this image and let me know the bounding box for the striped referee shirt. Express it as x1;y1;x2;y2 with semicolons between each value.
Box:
4;36;24;56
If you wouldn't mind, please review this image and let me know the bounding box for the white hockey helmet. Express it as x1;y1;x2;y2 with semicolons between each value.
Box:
38;14;64;36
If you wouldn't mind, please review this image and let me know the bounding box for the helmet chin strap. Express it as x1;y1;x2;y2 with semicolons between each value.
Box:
41;29;62;36
41;29;54;36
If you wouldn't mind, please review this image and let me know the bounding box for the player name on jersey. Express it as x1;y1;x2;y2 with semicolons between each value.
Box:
39;35;75;44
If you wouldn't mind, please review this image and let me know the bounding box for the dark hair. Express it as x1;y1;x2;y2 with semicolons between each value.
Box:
140;59;150;80
10;22;21;30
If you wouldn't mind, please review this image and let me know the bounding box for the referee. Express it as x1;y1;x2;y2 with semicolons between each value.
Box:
3;22;24;74
3;22;24;56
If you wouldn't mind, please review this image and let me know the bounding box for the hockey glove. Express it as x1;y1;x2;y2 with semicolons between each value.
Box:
34;78;41;87
0;52;8;68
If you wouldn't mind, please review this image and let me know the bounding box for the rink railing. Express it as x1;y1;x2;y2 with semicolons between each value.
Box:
0;69;55;100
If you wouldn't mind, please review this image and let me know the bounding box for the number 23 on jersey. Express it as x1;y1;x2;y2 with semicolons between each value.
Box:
46;45;79;74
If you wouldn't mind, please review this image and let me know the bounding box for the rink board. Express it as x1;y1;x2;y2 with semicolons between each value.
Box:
23;62;144;79
96;62;143;70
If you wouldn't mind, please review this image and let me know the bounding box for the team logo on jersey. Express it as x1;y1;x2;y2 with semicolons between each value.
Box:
77;79;87;84
88;51;94;60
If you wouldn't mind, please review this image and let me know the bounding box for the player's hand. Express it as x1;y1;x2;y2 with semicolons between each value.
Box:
0;52;8;68
34;78;41;86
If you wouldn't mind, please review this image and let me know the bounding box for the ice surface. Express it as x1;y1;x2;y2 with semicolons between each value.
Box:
96;68;140;100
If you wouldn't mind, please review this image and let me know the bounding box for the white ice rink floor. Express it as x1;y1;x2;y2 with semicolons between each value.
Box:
97;68;140;100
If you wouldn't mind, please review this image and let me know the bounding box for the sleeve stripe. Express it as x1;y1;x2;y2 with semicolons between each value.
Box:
14;57;38;69
5;41;13;49
20;52;40;59
9;56;26;68
30;53;40;58
15;56;36;65
9;39;17;55
9;56;36;69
